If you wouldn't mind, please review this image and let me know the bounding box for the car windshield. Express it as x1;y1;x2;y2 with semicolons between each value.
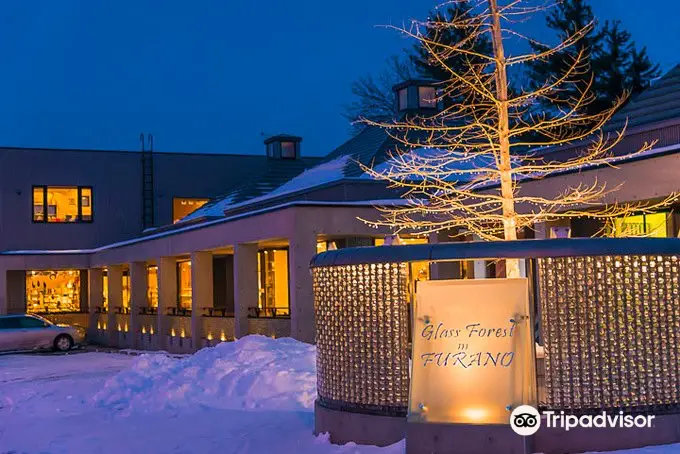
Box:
27;314;52;325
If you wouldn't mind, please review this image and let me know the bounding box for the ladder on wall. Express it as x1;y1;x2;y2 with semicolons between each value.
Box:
141;133;155;230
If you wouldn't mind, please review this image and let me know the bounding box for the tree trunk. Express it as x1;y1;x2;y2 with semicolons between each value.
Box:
488;0;521;278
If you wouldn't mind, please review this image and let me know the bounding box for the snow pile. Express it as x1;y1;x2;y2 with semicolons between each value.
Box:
94;335;316;413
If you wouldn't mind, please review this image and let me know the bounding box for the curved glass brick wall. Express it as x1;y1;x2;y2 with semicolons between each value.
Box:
537;255;680;412
312;263;410;415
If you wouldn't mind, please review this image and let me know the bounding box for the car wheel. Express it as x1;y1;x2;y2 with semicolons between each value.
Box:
53;334;73;352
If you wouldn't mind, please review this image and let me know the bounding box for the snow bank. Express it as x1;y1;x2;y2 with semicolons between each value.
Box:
94;335;316;413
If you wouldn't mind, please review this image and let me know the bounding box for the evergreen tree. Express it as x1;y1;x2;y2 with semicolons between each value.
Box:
411;1;492;85
592;20;631;112
344;1;490;127
527;0;601;115
626;45;660;95
528;1;660;117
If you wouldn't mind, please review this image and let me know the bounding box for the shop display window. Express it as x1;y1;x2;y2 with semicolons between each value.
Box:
26;270;81;313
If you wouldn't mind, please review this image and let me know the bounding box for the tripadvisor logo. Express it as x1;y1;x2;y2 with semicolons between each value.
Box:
509;405;656;436
510;405;541;436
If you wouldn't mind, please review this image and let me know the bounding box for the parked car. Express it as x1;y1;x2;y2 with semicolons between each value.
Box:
0;314;85;353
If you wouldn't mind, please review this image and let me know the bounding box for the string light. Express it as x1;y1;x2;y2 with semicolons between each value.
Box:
356;0;677;278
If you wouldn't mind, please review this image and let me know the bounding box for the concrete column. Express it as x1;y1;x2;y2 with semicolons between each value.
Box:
106;265;124;346
87;268;103;339
534;221;548;240
0;269;7;315
129;261;147;349
289;228;317;344
428;230;460;280
233;244;258;339
471;235;487;279
190;251;213;349
157;257;177;350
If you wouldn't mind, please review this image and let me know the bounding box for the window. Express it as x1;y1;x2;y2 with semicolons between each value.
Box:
147;265;158;308
32;186;93;223
613;212;668;238
172;198;210;223
281;142;296;159
257;249;289;317
122;271;131;309
418;86;437;108
26;270;81;313
102;271;108;311
0;318;20;329
19;316;48;328
398;88;408;110
177;261;192;309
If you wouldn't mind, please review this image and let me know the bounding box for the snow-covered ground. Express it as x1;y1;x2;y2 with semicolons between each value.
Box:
0;336;678;454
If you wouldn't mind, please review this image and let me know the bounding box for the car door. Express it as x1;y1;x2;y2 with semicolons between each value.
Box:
18;316;53;350
0;317;24;351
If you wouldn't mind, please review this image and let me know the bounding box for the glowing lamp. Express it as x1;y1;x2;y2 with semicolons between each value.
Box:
463;408;489;423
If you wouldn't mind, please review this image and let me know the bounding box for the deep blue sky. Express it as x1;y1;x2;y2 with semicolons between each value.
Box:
0;0;677;157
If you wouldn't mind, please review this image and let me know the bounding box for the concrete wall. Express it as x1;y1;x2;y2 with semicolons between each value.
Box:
6;270;25;314
0;148;280;252
247;318;291;338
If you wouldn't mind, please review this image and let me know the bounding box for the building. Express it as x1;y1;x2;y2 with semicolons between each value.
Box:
1;65;679;351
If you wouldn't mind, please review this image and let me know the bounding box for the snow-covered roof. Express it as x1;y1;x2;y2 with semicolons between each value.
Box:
267;155;351;196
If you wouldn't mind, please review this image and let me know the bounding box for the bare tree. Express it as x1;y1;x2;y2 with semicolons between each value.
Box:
343;55;415;134
360;0;676;277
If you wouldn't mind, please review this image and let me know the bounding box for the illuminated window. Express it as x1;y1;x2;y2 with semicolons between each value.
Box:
257;249;289;317
316;241;327;254
122;271;130;309
419;86;437;108
81;187;92;221
32;186;93;223
147;265;158;308
33;187;45;221
172;198;210;223
26;270;81;313
398;88;408;110
177;261;192;309
613;212;668;238
102;271;108;311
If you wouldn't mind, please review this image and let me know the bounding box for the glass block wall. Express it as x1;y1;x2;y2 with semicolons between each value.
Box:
537;255;680;412
312;263;410;415
312;251;680;417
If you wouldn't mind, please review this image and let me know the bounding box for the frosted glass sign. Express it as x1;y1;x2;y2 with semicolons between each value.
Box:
409;279;536;424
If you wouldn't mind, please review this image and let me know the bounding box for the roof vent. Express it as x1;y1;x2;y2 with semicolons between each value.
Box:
392;79;440;113
264;134;302;159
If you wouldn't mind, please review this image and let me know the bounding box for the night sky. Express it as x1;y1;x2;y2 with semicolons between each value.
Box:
0;0;677;157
